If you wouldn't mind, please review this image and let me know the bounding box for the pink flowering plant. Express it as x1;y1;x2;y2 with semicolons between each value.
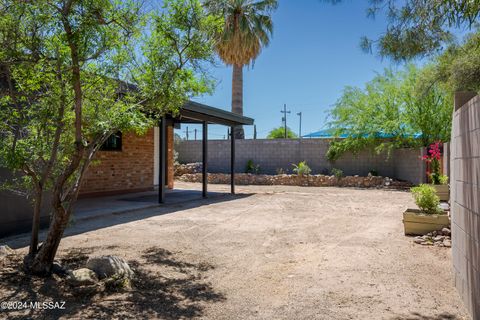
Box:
422;141;442;185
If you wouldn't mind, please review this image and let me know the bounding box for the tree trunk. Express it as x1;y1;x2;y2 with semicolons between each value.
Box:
30;204;70;275
28;188;42;256
232;64;245;139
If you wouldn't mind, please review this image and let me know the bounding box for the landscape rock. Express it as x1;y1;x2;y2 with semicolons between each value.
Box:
175;163;202;176
52;262;69;277
442;228;451;236
177;173;411;189
412;230;452;248
86;256;134;280
67;268;98;286
413;237;424;244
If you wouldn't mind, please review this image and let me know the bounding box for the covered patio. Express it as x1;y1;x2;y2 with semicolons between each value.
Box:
156;101;254;203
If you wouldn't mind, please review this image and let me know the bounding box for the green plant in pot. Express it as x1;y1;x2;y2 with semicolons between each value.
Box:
402;184;449;235
422;141;449;201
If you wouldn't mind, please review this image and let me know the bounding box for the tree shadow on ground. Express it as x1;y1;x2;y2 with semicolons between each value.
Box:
392;312;461;320
0;246;225;319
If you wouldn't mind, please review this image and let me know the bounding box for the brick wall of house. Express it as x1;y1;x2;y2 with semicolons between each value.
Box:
80;128;154;196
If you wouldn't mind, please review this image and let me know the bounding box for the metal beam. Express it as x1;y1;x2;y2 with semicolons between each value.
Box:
231;126;235;194
202;121;208;198
158;116;166;203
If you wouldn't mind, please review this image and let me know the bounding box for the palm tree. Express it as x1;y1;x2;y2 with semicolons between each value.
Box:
207;0;278;139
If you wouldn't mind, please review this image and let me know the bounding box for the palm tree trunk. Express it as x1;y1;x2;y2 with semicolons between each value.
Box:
232;64;245;139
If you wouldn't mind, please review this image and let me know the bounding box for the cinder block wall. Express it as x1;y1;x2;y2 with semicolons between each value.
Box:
80;128;154;196
176;139;424;184
451;93;480;318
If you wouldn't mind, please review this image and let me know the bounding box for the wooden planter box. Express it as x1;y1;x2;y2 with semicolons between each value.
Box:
403;209;450;236
432;184;449;201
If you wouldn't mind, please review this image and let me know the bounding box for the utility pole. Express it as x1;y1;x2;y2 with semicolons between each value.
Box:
280;104;291;139
194;128;197;141
184;126;189;140
253;125;257;140
297;112;302;139
227;128;230;140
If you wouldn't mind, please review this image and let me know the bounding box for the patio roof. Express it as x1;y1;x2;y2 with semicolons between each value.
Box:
174;101;254;127
158;101;253;204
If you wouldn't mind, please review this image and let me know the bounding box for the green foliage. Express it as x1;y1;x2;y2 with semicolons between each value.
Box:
245;159;261;174
267;126;298;139
0;0;219;268
206;0;278;66
330;168;344;179
326;65;452;160
425;31;480;93
292;161;311;176
276;168;285;175
439;175;449;185
410;184;443;215
368;169;378;176
0;0;217;194
332;0;480;61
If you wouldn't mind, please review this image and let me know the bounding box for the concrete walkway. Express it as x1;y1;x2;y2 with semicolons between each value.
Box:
74;188;228;222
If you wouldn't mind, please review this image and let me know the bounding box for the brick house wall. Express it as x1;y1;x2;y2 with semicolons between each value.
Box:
80;128;155;196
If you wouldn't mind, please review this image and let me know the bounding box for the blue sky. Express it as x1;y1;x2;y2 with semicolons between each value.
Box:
180;0;402;139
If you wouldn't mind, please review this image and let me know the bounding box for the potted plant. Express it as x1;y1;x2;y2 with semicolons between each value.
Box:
422;141;449;201
403;184;450;235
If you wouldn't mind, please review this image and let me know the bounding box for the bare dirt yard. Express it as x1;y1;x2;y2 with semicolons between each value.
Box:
0;182;470;319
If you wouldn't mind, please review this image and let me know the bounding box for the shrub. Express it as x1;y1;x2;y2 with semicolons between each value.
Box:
439;174;449;185
331;168;344;179
245;159;261;174
276;168;286;175
422;141;443;185
292;161;311;176
410;184;442;215
368;169;378;176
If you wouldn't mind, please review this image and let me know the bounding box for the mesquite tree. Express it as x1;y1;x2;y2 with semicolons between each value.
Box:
0;0;218;275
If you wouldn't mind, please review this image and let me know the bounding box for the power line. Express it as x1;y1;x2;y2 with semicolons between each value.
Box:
281;104;291;139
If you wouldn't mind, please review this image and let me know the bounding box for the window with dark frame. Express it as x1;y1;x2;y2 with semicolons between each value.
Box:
100;132;122;151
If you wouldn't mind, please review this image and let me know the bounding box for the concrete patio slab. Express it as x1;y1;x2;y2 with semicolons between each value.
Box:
73;188;228;222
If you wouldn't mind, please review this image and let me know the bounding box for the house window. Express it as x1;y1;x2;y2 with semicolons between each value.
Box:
101;132;122;151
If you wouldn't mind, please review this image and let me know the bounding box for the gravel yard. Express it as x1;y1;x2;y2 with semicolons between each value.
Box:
0;182;469;319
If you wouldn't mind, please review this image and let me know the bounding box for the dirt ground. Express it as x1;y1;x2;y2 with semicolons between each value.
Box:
0;182;470;320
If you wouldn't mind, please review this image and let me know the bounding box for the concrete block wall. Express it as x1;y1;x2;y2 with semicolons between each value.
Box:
393;148;426;185
176;139;424;184
451;93;480;319
0;168;51;238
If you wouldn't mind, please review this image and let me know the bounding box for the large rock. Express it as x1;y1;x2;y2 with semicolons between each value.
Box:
86;256;134;280
67;268;98;286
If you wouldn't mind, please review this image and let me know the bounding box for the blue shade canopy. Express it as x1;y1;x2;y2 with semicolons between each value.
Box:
303;129;422;139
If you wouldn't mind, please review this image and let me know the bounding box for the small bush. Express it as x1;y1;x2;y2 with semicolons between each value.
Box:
245;159;261;174
368;169;378;176
292;161;311;176
331;168;344;179
276;168;286;175
439;175;449;185
410;184;442;215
